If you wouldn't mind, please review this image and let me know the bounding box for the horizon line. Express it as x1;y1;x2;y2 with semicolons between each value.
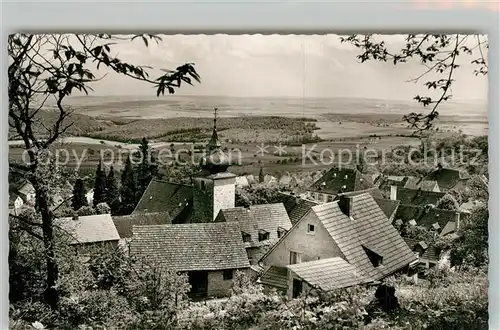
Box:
69;93;488;104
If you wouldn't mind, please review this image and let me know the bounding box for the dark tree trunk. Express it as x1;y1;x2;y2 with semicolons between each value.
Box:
36;185;59;310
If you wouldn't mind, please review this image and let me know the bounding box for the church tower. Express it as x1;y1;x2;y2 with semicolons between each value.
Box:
192;108;236;223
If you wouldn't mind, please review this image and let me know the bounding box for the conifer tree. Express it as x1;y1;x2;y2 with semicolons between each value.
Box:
259;166;265;183
121;155;137;214
106;166;120;214
136;137;158;200
71;178;88;211
93;160;107;207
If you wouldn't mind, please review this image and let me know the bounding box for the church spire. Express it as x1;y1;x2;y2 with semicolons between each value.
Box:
207;107;221;151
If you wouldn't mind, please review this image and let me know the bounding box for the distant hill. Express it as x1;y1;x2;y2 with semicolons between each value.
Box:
53;95;488;120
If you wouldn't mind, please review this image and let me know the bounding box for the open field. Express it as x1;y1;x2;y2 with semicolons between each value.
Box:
9;134;425;179
10;95;487;177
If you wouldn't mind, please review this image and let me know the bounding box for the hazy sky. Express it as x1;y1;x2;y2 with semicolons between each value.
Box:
89;34;488;101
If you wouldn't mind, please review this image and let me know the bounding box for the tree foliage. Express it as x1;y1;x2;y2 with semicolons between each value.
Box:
136;137;158;201
340;34;488;131
258;167;265;183
105;165;120;214
120;155;138;215
8;33;200;309
436;193;460;211
449;205;488;268
71;178;88;211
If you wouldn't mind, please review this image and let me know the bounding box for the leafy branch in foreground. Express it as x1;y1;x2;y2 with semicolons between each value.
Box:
340;34;488;131
8;33;200;310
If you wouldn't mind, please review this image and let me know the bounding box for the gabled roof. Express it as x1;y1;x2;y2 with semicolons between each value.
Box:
396;187;446;206
377;176;411;190
440;221;458;236
56;214;120;245
217;203;292;246
394;204;459;231
275;192;318;225
112;212;173;238
336;187;384;200
311;193;416;281
308;166;374;195
17;181;35;196
9;194;21;206
133;179;193;223
287;257;371;291
404;178;439;191
373;198;400;221
129;222;250;271
258;266;288;289
425;167;470;190
403;237;440;262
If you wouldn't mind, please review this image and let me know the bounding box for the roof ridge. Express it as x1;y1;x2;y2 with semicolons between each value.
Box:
151;178;193;188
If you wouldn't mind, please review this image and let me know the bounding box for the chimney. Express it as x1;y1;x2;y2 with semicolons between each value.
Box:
390;185;398;201
338;195;353;217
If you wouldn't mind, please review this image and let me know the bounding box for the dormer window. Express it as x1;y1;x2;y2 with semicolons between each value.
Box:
362;245;383;267
242;232;251;242
258;230;270;242
277;227;287;238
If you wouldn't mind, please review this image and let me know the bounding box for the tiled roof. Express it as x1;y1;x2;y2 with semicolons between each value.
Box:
9;194;21;206
311;193;417;281
218;203;292;245
404;178;439;192
440;221;457;236
425;167;470;190
377;176;411;191
394;204;459;231
309;166;374;195
258;266;288;289
287;257;370;291
135;179;193;212
288;199;317;225
373;198;400;221
17;181;35;195
129;222;250;271
396;187;446;206
133;179;193;223
336;187;384;200
112;212;173;238
275;193;319;225
403;237;440;262
56;214;120;245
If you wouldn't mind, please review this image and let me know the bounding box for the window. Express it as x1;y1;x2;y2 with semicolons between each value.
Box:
290;251;302;264
258;230;270;241
307;224;315;234
242;232;252;242
223;270;233;280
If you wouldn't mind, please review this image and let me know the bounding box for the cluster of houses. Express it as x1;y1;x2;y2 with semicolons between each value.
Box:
9;112;487;301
